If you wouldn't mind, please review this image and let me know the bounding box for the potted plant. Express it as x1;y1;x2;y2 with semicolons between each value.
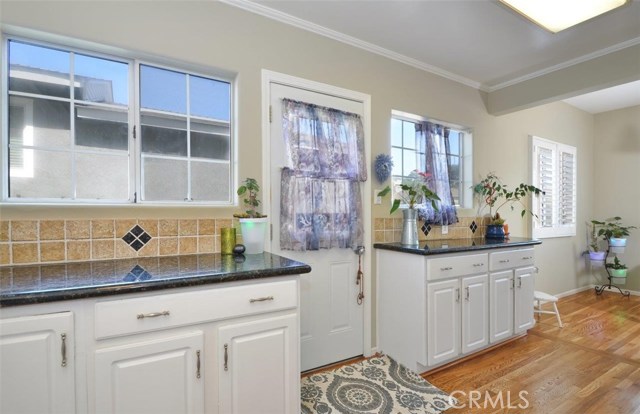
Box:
587;221;606;261
234;178;268;254
592;217;636;247
377;170;440;245
606;256;628;278
473;172;543;239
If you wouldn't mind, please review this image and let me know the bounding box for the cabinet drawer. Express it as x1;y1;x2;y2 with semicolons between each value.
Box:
427;253;488;281
490;248;535;271
95;280;297;339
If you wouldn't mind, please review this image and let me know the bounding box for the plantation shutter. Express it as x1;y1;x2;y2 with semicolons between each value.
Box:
531;136;577;238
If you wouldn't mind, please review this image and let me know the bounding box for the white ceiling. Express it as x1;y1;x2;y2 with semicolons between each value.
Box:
562;80;640;113
226;0;640;112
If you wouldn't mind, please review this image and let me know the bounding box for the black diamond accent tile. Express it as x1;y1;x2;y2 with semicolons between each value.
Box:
123;273;137;282
122;232;136;244
139;232;152;244
470;221;478;234
421;223;432;236
130;265;145;276
139;271;152;281
131;225;144;236
130;239;144;251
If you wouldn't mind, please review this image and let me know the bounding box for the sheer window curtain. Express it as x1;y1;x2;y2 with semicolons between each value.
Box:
415;121;458;225
280;99;366;251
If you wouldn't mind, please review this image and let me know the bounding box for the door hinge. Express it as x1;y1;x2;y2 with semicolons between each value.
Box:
133;125;137;139
269;105;272;123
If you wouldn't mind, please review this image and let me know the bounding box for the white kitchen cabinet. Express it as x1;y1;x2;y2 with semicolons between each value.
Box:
427;279;460;366
94;331;204;414
461;274;489;354
0;312;75;414
218;313;298;414
514;267;536;334
489;270;514;343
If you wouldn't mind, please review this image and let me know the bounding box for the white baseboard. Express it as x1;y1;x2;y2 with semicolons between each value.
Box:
554;284;640;298
367;347;379;357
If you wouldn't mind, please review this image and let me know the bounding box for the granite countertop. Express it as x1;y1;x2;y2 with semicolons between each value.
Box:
374;237;541;256
0;253;311;307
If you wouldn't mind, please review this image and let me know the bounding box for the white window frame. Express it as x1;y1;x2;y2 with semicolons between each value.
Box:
531;135;577;238
390;110;473;209
1;33;235;206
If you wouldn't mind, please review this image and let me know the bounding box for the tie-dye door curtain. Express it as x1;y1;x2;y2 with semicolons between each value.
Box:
415;122;458;225
280;99;366;251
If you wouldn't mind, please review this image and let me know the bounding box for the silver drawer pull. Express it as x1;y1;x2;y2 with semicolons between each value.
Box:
522;256;533;260
499;259;510;263
61;333;67;367
249;296;274;303
473;263;484;267
224;344;229;371
440;267;453;271
196;350;201;379
137;310;170;319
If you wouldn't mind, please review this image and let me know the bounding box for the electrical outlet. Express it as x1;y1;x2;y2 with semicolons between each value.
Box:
442;225;449;235
374;189;382;205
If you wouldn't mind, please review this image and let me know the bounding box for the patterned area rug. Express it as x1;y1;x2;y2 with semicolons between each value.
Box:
301;355;455;413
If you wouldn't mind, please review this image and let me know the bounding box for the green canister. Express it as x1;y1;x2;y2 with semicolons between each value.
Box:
220;228;236;255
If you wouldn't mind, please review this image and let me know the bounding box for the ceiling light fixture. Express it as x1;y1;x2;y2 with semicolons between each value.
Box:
499;0;629;33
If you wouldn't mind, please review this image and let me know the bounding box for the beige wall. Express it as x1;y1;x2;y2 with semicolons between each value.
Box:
0;1;600;339
593;105;640;290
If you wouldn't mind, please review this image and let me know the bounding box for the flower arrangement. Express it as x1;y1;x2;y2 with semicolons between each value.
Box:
377;170;440;214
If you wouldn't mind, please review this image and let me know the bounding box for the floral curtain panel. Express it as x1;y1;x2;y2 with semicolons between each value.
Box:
415;121;458;225
280;99;366;251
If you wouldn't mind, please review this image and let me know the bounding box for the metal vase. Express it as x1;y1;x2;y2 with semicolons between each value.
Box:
401;209;419;246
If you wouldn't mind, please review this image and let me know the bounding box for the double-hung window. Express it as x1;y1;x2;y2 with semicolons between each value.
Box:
531;136;577;238
3;37;232;204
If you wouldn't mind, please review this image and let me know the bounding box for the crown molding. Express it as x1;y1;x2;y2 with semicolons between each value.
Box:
486;36;640;92
219;0;485;91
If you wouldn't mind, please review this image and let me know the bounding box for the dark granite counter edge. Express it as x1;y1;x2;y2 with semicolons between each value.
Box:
0;264;312;308
373;239;542;256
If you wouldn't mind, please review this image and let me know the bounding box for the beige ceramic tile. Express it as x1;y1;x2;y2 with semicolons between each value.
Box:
138;219;158;237
374;218;385;231
159;238;179;256
39;220;65;240
12;243;38;263
116;219;138;238
137;239;158;257
198;236;215;253
67;241;91;261
0;221;9;242
0;243;10;265
40;242;66;262
214;235;221;253
179;220;198;236
374;231;384;243
40;264;66;283
92;240;114;260
384;218;394;230
384;230;395;242
115;239;137;259
198;219;215;236
394;218;403;230
179;237;198;254
159;219;179;237
215;219;233;231
66;220;90;240
11;220;38;241
91;219;115;239
393;230;402;242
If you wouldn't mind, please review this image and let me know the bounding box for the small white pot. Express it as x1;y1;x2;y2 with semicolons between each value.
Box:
609;237;627;247
589;251;606;261
239;217;268;254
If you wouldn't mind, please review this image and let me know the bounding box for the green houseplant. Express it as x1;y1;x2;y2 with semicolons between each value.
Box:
377;171;440;245
234;178;268;254
606;256;628;278
591;217;636;247
473;172;543;239
587;221;606;260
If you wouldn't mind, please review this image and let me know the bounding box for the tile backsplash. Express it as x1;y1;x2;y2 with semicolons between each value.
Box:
374;216;490;243
0;218;238;266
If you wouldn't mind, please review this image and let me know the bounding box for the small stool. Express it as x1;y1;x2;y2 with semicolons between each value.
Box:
534;291;563;328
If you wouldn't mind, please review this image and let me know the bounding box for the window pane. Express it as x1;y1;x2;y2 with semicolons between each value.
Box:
190;121;230;160
75;54;128;106
9;41;70;98
141;115;187;156
76;153;128;199
142;157;188;201
9;149;72;199
9;96;71;148
140;65;186;114
448;155;460;182
75;106;128;151
391;147;402;176
191;161;230;201
449;182;460;206
448;131;460;155
190;75;230;121
403;149;417;176
402;121;416;150
391;118;402;148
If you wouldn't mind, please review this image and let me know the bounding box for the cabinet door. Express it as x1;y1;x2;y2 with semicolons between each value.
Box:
94;331;204;414
0;312;75;414
427;279;460;366
461;274;489;354
490;271;514;343
218;313;298;414
515;267;536;334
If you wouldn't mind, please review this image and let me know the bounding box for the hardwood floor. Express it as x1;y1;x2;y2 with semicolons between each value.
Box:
424;289;640;413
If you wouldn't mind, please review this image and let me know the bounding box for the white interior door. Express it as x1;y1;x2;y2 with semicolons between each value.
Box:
268;81;366;371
